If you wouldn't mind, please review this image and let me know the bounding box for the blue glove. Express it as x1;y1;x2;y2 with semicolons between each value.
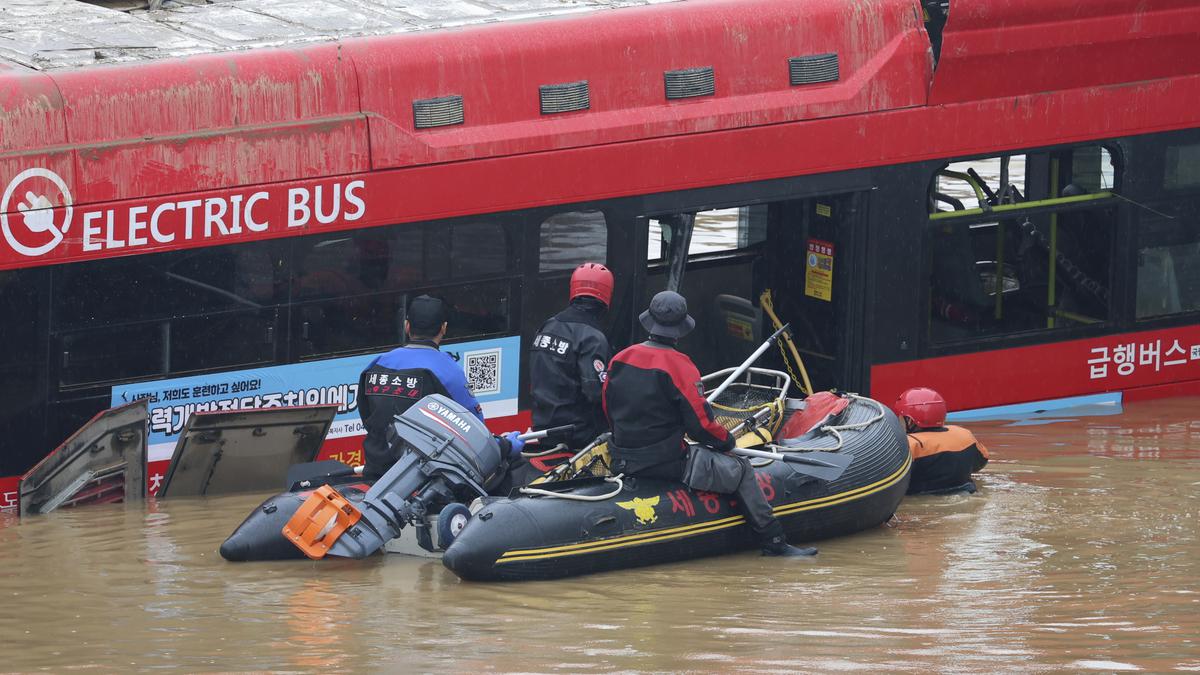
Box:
501;431;525;459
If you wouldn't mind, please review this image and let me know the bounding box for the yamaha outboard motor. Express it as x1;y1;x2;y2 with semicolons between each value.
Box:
283;394;506;559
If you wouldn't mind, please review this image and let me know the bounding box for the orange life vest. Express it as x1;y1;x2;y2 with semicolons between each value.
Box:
907;425;989;461
905;425;989;494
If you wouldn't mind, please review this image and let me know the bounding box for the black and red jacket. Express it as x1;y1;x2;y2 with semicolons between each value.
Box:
602;340;732;473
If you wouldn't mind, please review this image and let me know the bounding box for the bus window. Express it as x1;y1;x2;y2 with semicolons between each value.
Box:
52;239;289;331
59;323;165;387
928;145;1121;343
929;205;1117;342
51;240;289;386
0;269;47;475
170;309;279;372
294;279;512;360
643;204;774;375
294;226;424;300
1137;198;1200;318
932;147;1116;214
451;222;510;279
1165;142;1200;190
292;217;518;358
934;156;1029;211
428;220;516;282
439;281;512;339
648;206;768;261
294;291;398;358
539;210;607;272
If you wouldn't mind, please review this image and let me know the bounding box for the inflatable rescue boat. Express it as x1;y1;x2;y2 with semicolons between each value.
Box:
442;378;911;581
221;364;909;576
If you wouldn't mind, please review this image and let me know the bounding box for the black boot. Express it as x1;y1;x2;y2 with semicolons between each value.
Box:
761;535;818;557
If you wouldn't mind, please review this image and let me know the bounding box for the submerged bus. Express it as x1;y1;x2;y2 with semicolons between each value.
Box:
2;0;1199;503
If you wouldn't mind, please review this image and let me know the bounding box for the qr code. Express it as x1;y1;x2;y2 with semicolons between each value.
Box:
464;348;502;395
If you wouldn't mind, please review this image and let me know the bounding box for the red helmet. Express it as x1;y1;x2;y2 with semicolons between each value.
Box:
894;387;947;430
569;262;614;306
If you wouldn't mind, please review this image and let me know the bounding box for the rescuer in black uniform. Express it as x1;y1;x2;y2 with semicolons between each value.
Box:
359;295;493;479
602;290;816;557
529;262;614;450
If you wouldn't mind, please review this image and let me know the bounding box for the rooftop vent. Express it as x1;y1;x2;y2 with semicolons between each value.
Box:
413;95;464;129
789;54;839;85
540;80;590;114
664;67;715;100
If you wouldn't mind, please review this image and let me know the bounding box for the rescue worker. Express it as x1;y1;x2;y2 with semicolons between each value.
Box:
359;295;488;479
529;262;614;449
603;290;816;557
894;387;990;494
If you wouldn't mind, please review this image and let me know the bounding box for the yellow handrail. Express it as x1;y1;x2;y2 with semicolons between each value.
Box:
759;290;814;395
930;191;1114;220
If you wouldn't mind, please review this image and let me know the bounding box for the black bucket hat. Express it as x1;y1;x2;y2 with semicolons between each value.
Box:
639;290;695;338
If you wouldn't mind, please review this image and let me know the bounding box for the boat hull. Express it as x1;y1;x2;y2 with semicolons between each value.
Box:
443;398;910;581
219;479;373;562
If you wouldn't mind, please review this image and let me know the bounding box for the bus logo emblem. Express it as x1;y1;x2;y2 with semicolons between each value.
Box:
1;168;74;257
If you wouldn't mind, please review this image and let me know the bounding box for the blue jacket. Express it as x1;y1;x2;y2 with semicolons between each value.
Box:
358;341;483;478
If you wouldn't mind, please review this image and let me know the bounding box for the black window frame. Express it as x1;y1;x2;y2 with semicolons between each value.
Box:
917;140;1133;357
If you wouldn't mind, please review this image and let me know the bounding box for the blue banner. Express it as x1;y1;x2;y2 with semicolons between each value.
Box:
111;335;521;462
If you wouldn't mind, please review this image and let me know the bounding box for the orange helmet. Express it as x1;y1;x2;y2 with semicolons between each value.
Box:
569;262;614;306
894;387;947;429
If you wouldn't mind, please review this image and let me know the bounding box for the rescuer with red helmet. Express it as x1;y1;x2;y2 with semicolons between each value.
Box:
894;387;990;494
528;262;615;449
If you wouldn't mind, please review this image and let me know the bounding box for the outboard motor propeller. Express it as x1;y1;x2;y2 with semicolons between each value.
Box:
282;394;505;559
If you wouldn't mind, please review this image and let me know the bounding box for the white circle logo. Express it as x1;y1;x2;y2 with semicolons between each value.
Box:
426;401;440;411
1;168;74;257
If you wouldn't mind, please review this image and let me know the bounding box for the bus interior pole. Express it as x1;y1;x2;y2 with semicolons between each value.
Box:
663;213;696;293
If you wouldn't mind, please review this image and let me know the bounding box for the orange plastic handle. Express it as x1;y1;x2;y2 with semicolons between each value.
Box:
282;485;363;559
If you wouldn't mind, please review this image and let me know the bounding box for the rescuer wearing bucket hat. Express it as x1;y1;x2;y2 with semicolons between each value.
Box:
528;263;615;451
603;290;816;557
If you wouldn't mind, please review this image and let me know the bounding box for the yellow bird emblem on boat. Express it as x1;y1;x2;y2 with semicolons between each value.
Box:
617;496;660;525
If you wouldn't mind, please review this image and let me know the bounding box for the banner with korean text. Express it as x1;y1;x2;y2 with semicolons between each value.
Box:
111;336;519;494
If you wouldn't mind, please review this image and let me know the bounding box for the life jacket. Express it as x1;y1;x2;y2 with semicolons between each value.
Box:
906;425;989;495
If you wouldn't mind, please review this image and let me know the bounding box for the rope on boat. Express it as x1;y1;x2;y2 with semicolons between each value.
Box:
518;395;887;496
767;394;887;455
521;442;569;458
518;475;625;501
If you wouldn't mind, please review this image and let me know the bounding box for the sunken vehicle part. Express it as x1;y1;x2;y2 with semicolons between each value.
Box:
443;394;911;581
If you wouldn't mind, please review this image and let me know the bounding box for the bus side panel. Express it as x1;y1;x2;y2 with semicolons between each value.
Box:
0;70;74;216
349;0;931;169
870;324;1200;412
47;44;368;204
931;0;1200;105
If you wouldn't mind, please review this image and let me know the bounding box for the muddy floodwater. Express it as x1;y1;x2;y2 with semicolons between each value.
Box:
2;398;1198;672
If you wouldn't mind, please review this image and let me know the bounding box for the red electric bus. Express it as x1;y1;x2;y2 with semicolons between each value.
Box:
2;0;1199;504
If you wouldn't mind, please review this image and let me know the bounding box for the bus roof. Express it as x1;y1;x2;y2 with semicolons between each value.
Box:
0;0;680;72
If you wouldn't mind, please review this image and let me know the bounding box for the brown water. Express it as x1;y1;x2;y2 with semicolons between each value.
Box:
2;398;1198;672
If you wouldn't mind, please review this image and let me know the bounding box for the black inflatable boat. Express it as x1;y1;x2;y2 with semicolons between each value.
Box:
220;367;909;574
442;393;910;581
